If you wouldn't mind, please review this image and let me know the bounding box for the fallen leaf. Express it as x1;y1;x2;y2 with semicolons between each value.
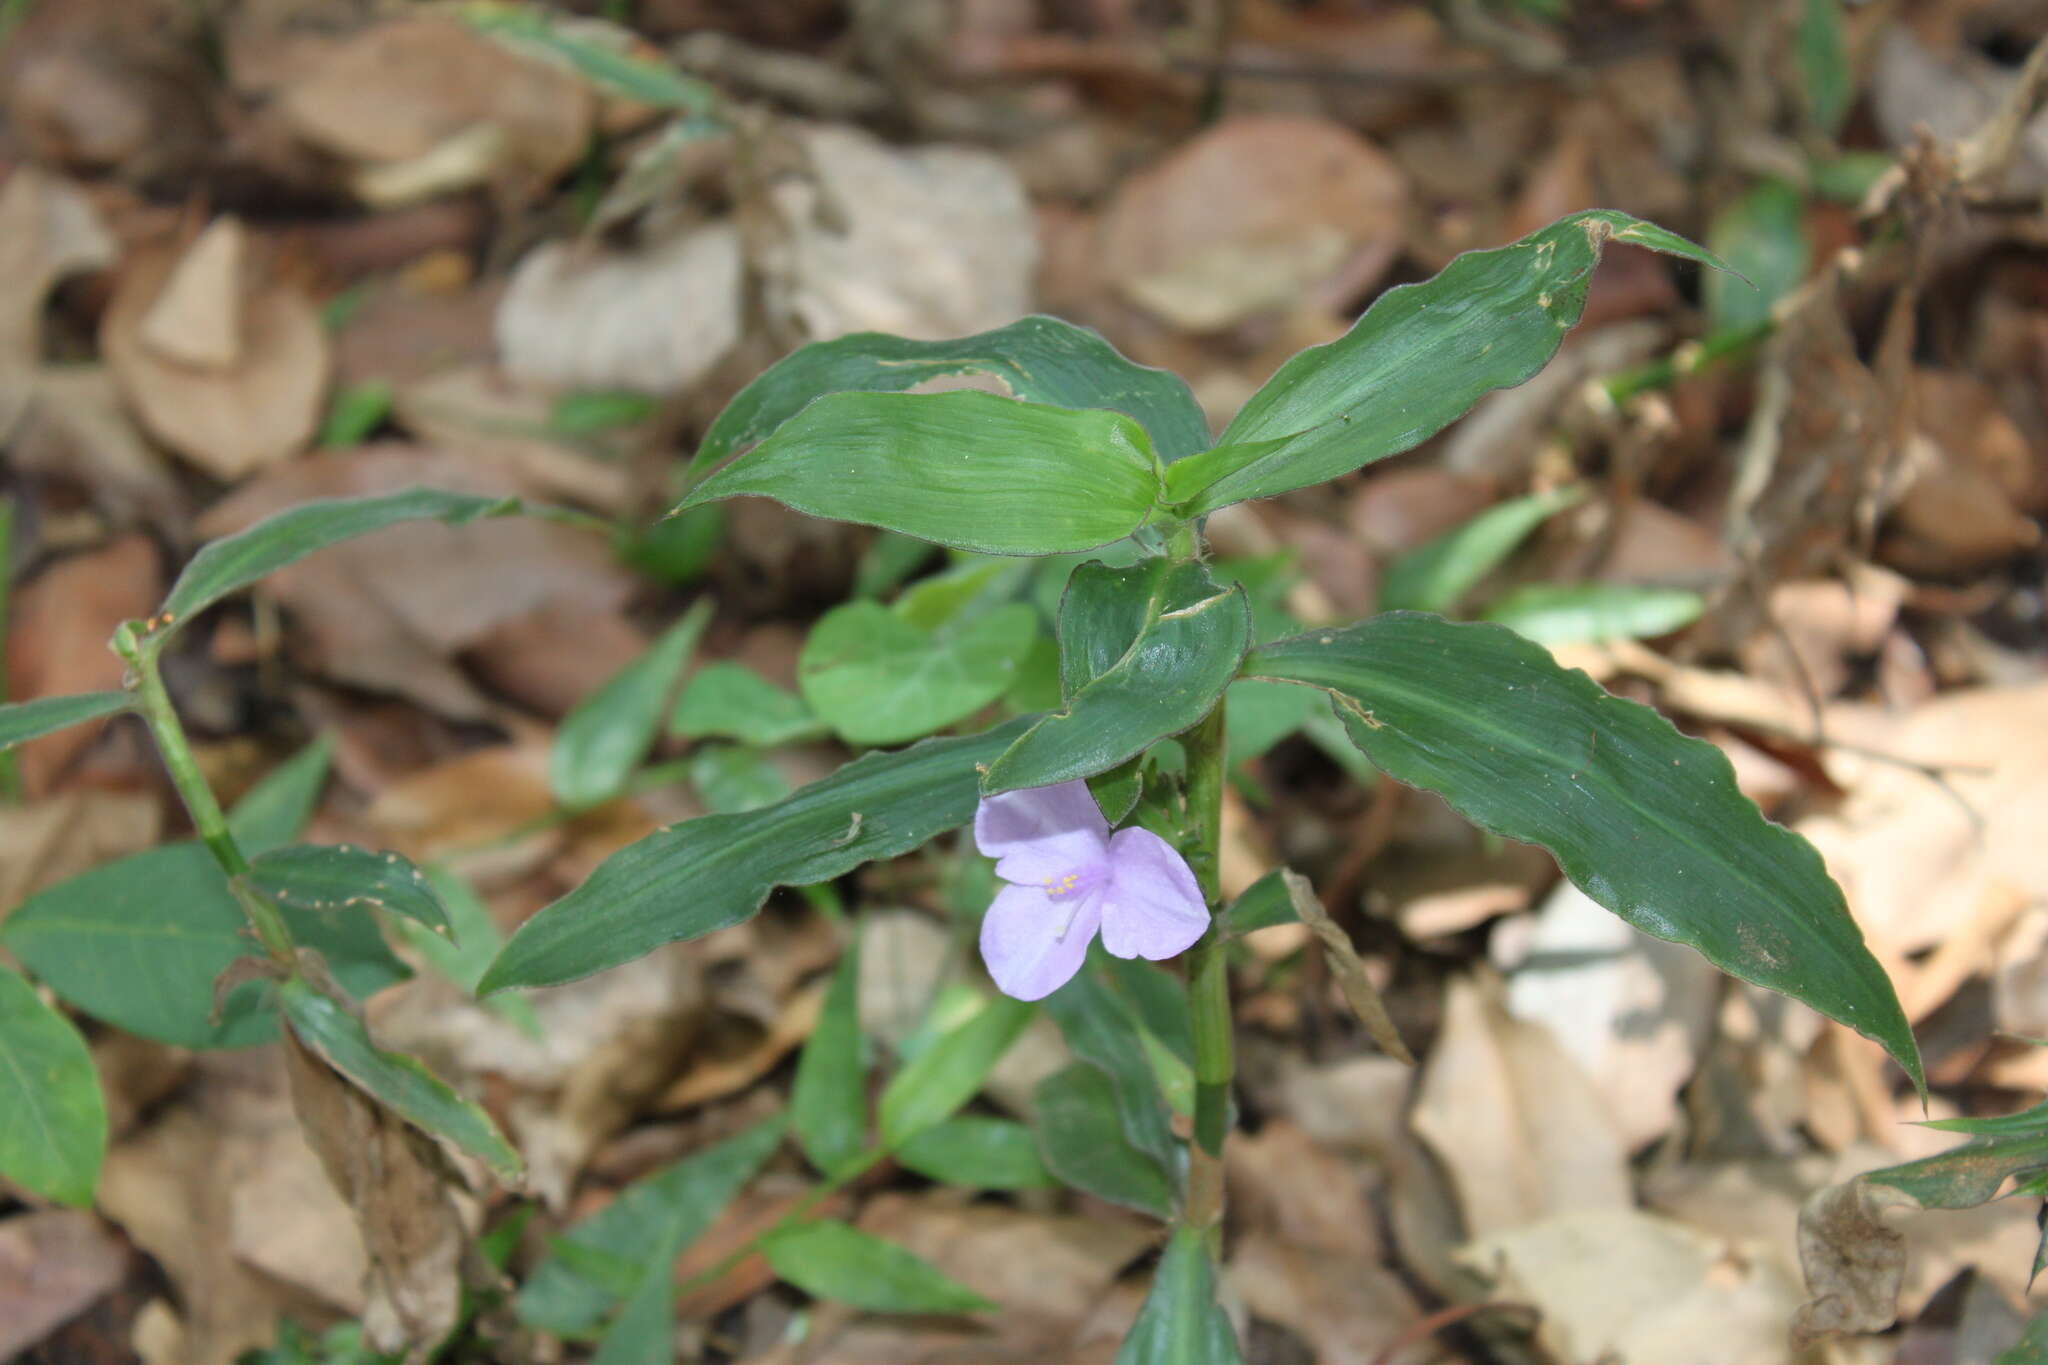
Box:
1410;973;1633;1240
1229;1231;1424;1364
391;365;634;513
0;1208;129;1360
101;221;330;480
1792;1176;1915;1344
1224;1119;1383;1259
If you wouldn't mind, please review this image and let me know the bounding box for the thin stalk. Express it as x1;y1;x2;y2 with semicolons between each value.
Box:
1178;702;1233;1235
115;622;296;964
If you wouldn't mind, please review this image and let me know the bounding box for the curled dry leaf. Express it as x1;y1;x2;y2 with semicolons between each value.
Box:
1791;1177;1915;1345
101;218;330;480
1096;113;1409;332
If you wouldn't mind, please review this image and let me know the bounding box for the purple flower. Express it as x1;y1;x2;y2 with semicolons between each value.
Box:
973;779;1210;1001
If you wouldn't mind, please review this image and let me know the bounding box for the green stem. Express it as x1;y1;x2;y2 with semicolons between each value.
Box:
1178;701;1233;1233
115;622;296;964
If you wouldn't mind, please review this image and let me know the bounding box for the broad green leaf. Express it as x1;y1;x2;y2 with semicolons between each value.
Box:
669;662;825;746
0;692;130;752
983;559;1250;794
895;1116;1055;1190
1042;970;1178;1169
517;1117;785;1335
0;965;106;1207
1245;613;1923;1093
481;718;1033;991
687;745;792;814
1165;212;1729;515
1223;678;1319;764
1705;181;1809;332
878;994;1033;1149
800;599;1039;746
250;844;453;937
1796;0;1853;135
675;391;1166;556
551;600;712;810
1034;1062;1175;1220
1379;486;1586;613
1117;1227;1242;1365
792;936;867;1175
1482;581;1705;645
228;736;335;855
1218;870;1298;937
691;314;1211;482
158;489;535;635
2;842;409;1049
278;976;520;1179
760;1220;993;1314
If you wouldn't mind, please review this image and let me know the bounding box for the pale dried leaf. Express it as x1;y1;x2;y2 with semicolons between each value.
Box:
1229;1232;1424;1364
1792;1177;1915;1345
1282;870;1413;1064
0;1209;129;1360
137;217;246;370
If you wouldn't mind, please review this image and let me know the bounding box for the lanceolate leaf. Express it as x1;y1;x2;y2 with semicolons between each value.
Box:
480;718;1034;991
1164;212;1731;516
156;489;543;638
1118;1227;1242;1365
278;977;521;1180
690;314;1211;482
228;736;336;855
669;661;825;746
1041;969;1178;1168
877;994;1033;1150
1245;613;1922;1093
1034;1062;1175;1220
0;692;131;752
674;391;1166;556
1379;486;1585;614
2;842;409;1049
250;844;453;937
791;935;868;1176
0;965;106;1207
550;599;713;809
759;1220;994;1314
983;558;1250;794
895;1116;1055;1190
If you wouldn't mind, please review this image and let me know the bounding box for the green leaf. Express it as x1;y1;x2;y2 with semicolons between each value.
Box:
792;936;867;1175
1245;613;1923;1093
687;745;792;814
617;504;722;586
800;599;1039;746
319;380;394;448
1481;581;1705;645
250;844;453;937
759;1220;994;1314
0;692;131;752
587;1259;678;1365
0;965;106;1207
1379;486;1586;614
551;390;659;436
1042;970;1179;1169
550;600;712;809
517;1116;786;1335
1165;212;1730;515
1034;1062;1175;1220
691;314;1211;482
669;662;826;747
1865;1131;2048;1209
400;866;538;1033
983;559;1250;794
1704;181;1810;333
676;391;1166;557
278;976;520;1180
895;1116;1055;1190
464;8;718;112
2;842;409;1049
481;718;1033;991
1995;1309;2048;1365
878;994;1033;1149
1117;1227;1242;1365
228;736;335;855
1218;870;1298;937
892;557;1034;631
158;489;535;634
1796;0;1853;135
1222;679;1319;764
1922;1096;2048;1137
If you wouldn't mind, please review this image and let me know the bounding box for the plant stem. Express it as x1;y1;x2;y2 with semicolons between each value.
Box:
1178;701;1234;1235
116;623;297;964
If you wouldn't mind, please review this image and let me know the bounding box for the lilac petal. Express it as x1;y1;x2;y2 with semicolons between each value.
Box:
979;881;1103;1001
974;779;1110;887
1098;826;1209;961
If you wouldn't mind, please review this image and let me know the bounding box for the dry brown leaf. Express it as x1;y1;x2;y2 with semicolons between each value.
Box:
1459;1207;1808;1365
363;742;559;873
196;448;633;718
6;534;160;795
0;165;116;366
1411;973;1633;1240
1096;114;1407;332
1792;1177;1915;1345
1281;870;1414;1064
660;980;824;1111
497;224;742;396
465;600;652;720
390;365;634;513
1229;1232;1425;1364
1225;1119;1382;1259
0;1208;129;1360
1495;878;1718;1150
101;223;330;480
277;17;593;190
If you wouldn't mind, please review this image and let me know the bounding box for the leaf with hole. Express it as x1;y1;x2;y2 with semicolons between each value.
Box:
250;844;453;937
1244;612;1921;1093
